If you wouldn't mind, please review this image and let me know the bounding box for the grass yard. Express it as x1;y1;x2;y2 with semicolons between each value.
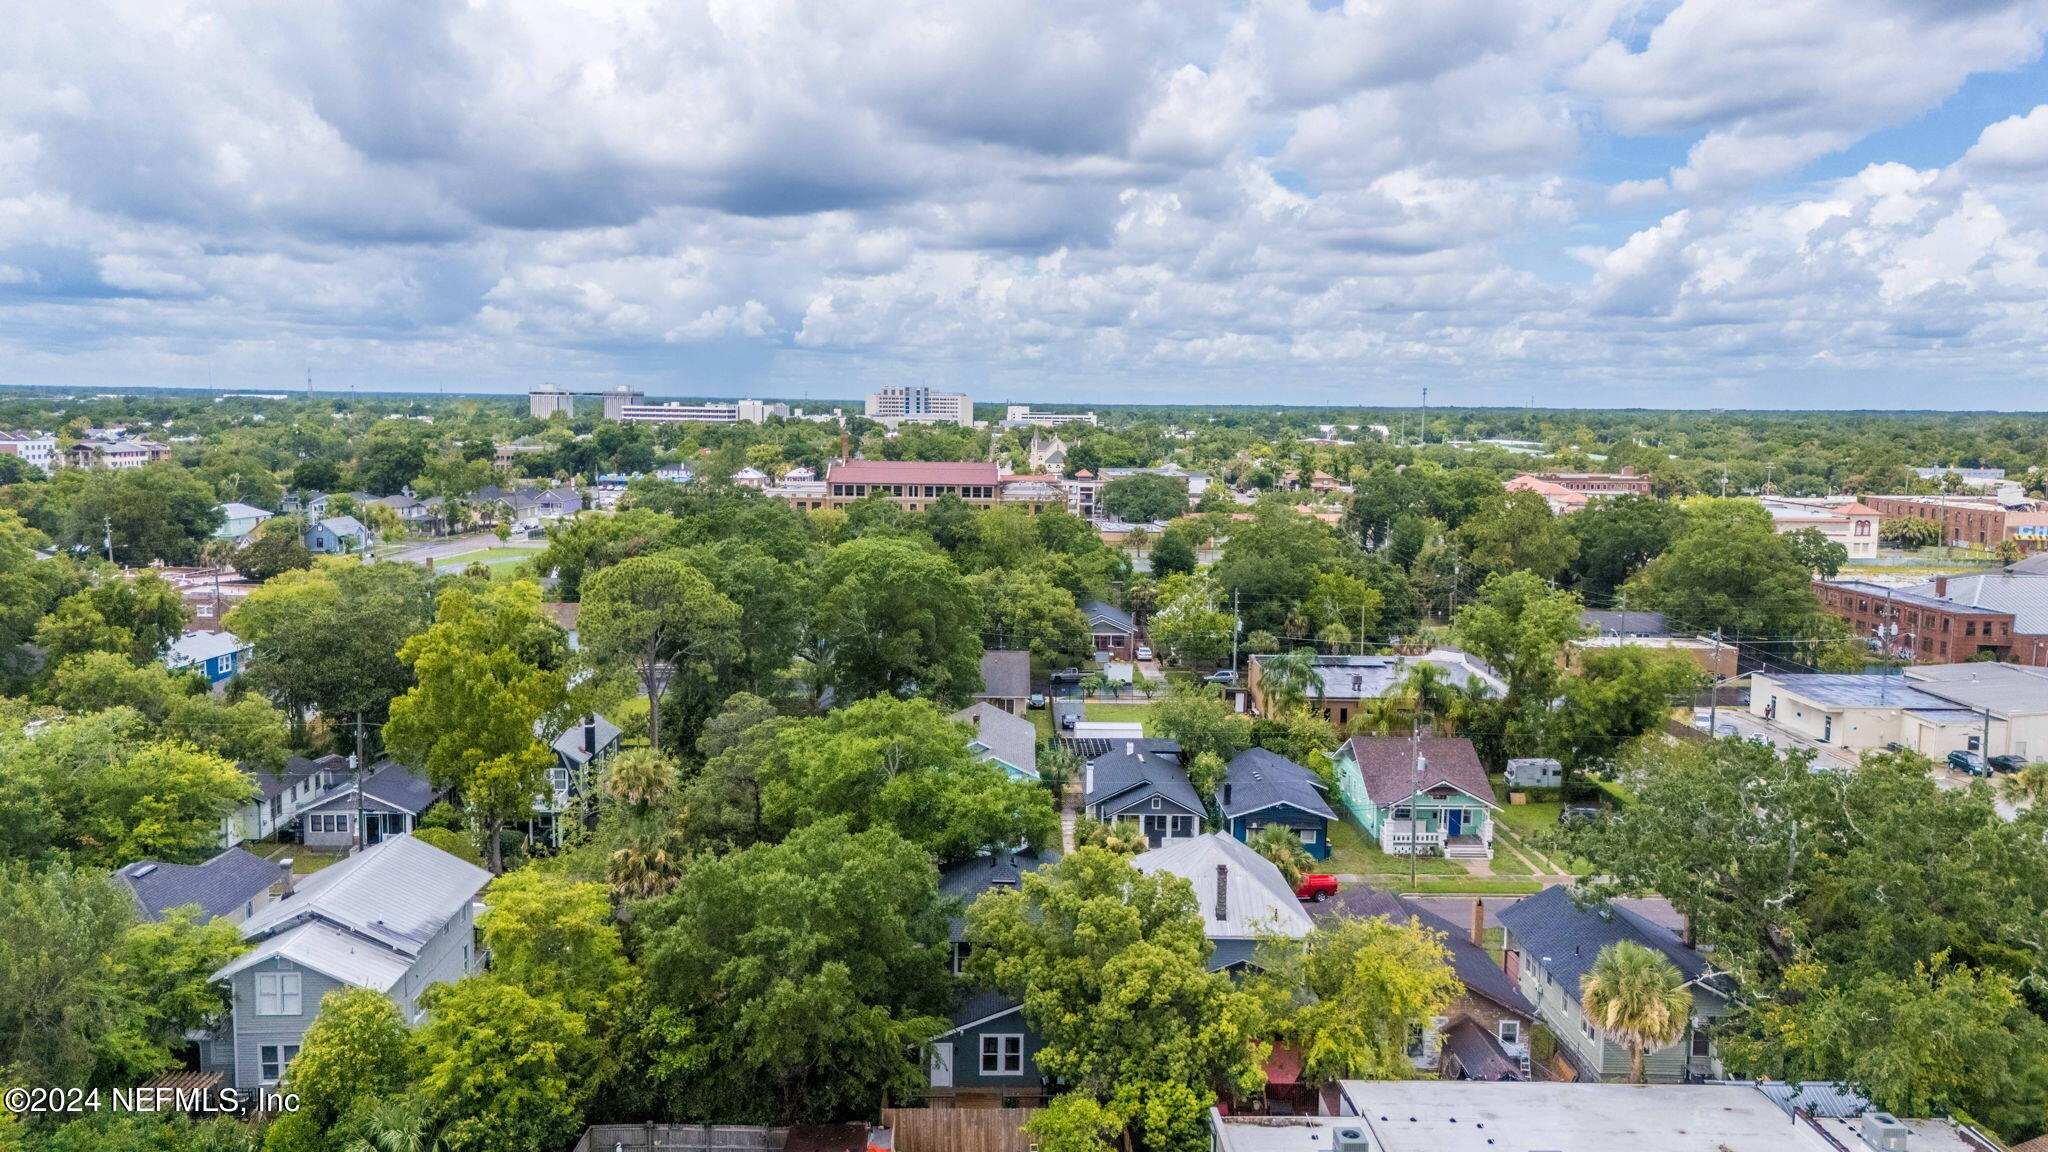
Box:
1082;701;1158;727
1397;878;1544;896
458;546;546;563
1322;816;1463;877
1026;706;1057;740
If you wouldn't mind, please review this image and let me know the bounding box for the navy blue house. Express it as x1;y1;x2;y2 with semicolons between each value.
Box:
1216;747;1337;861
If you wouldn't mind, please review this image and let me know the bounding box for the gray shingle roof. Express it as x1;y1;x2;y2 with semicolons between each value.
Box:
1497;885;1724;1004
1082;599;1135;634
952;702;1038;779
247;754;345;801
1219;747;1335;820
939;848;1059;940
1084;740;1203;814
1319;887;1534;1018
1340;737;1500;809
977;650;1032;700
305;760;438;816
552;714;622;766
118;848;286;922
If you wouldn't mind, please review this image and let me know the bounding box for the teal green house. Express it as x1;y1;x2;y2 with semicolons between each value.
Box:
1333;736;1500;861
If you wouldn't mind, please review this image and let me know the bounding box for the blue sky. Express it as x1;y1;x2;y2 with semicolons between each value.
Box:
4;0;2048;410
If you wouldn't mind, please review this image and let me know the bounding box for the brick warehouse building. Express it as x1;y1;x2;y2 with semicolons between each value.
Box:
1861;494;2048;551
1816;574;2048;665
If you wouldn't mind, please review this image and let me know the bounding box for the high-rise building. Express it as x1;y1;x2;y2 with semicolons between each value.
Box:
1004;405;1097;427
601;386;647;421
865;386;972;427
610;399;789;425
528;385;576;419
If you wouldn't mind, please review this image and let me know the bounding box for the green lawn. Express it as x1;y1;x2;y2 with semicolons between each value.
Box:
1322;816;1463;877
459;546;546;563
1397;878;1544;896
1026;706;1056;740
1082;701;1158;727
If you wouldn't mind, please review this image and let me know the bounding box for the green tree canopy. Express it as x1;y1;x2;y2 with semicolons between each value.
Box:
579;554;741;753
1251;913;1461;1083
809;536;984;706
1098;473;1190;523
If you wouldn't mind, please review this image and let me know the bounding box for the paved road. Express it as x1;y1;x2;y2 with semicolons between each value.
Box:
377;532;544;565
1407;894;1685;934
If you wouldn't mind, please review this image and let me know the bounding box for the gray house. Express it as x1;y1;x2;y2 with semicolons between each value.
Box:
206;835;490;1089
304;514;370;554
930;850;1058;1102
975;649;1032;714
1082;599;1137;658
1499;885;1730;1083
539;714;622;845
296;761;439;850
117;848;291;926
1080;739;1202;848
952;702;1039;782
222;755;347;848
1132;833;1312;972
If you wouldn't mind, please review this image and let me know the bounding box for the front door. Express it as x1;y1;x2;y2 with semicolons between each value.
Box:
364;813;386;845
1142;815;1168;846
1446;809;1463;837
931;1042;954;1088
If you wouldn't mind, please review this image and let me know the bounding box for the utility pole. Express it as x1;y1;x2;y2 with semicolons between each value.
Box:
102;515;114;564
1408;719;1424;890
1708;628;1723;733
1419;387;1428;448
1230;589;1242;676
353;712;368;855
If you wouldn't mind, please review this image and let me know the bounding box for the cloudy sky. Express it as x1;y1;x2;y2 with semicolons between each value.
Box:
5;0;2048;409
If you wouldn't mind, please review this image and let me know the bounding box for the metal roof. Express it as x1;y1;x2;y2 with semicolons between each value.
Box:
1133;833;1314;943
1755;674;1960;710
214;919;414;991
234;834;488;958
1901;571;2048;632
952;701;1039;779
1253;649;1504;702
826;460;1000;486
165;630;249;665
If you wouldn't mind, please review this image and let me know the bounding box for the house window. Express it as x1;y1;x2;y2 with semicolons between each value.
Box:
1404;1024;1426;1059
1581;1018;1598;1042
1392;807;1411;820
1296;828;1319;845
255;972;302;1016
548;767;570;793
951;941;972;976
1498;1020;1520;1046
258;1043;299;1085
1150;797;1161;810
981;1034;1024;1075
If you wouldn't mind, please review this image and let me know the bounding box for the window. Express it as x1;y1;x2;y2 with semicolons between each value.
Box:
1150;797;1161;810
548;767;570;793
258;1044;299;1084
980;1034;1024;1075
255;971;302;1016
1392;807;1411;820
1404;1024;1426;1059
1296;827;1319;845
951;941;972;976
1581;1018;1598;1042
1498;1020;1520;1046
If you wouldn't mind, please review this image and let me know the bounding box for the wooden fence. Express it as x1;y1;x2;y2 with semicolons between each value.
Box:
881;1107;1040;1152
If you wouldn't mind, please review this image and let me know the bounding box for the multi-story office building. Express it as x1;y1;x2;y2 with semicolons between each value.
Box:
778;460;1062;514
528;385;576;418
0;431;57;473
1861;493;2048;551
610;398;788;424
1003;405;1097;427
865;386;973;426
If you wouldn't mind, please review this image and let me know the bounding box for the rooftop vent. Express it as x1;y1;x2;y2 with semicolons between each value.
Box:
1332;1128;1372;1152
1861;1113;1910;1152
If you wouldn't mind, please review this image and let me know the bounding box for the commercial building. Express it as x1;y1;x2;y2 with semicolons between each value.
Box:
801;460;1063;513
67;437;170;469
0;431;57;473
1003;405;1098;427
1816;570;2048;664
528;384;576;418
600;385;646;420
1523;467;1652;496
610;398;788;424
1861;493;2048;551
865;385;973;426
1757;495;1881;560
1749;663;2048;762
1209;1081;1996;1152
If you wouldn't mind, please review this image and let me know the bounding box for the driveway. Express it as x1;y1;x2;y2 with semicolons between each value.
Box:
377;532;543;565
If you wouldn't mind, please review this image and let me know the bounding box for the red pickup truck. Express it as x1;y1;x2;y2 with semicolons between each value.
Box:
1294;875;1338;902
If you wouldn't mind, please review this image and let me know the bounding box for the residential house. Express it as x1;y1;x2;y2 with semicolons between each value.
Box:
1748;664;2048;762
366;492;446;535
1318;887;1537;1080
1132;833;1314;972
1499;885;1729;1083
731;466;769;488
117;848;292;926
303;515;370;554
1082;599;1138;659
929;850;1058;1102
223;755;348;848
1216;747;1336;861
1332;736;1499;860
975;649;1033;714
213;503;275;542
1081;739;1203;848
164;629;252;687
1247;650;1503;728
297;761;440;850
280;491;330;518
952;702;1039;782
541;714;622;844
205;836;490;1089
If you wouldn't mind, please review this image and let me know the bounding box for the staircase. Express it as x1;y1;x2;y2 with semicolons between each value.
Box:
1444;835;1492;860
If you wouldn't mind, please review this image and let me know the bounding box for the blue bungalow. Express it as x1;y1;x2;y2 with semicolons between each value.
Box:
1216;747;1337;861
1333;736;1501;861
930;850;1058;1103
164;630;253;687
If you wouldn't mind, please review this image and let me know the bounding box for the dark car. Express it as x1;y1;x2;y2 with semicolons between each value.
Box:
1987;754;2027;774
1558;806;1603;825
1027;693;1048;710
1947;750;1990;777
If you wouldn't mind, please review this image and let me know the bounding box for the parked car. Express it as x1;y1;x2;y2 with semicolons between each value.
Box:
1948;750;1990;777
1294;875;1339;902
1049;668;1084;685
1987;754;2026;774
1060;712;1077;731
1203;669;1238;685
1558;806;1603;825
1714;723;1738;738
1135;645;1155;662
1027;693;1048;710
1883;742;1909;754
1746;732;1775;747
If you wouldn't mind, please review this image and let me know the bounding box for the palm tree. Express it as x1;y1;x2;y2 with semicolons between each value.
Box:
1259;649;1324;715
1401;662;1466;736
1249;823;1312;890
602;748;684;899
341;1097;440;1152
603;747;677;815
1578;940;1695;1084
2000;763;2048;810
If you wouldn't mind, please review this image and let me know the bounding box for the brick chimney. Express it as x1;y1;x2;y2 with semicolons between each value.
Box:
1934;576;1949;598
1470;898;1485;947
1214;864;1229;922
583;716;597;756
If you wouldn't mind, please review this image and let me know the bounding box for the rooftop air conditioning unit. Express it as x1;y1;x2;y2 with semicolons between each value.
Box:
1861;1113;1910;1151
1331;1127;1374;1152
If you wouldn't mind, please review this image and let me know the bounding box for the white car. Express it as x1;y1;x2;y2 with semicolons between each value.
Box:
1135;645;1155;662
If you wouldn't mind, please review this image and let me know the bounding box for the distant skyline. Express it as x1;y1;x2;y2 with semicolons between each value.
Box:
5;2;2048;410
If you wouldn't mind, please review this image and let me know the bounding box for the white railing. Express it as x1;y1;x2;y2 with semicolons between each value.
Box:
1380;823;1446;854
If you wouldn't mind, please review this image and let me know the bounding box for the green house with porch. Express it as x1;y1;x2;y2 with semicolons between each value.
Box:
1333;736;1500;861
